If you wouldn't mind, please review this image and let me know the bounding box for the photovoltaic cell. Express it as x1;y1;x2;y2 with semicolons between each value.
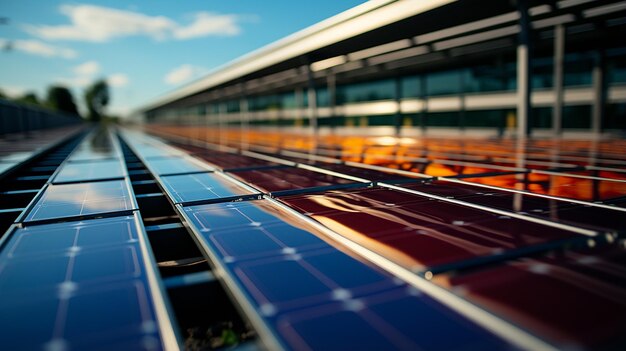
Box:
461;173;626;202
161;172;255;204
184;201;296;232
68;147;118;162
53;159;125;183
144;156;209;175
434;246;626;349
24;180;135;222
0;216;164;350
282;188;581;271
277;287;513;351
228;167;356;193
176;198;516;350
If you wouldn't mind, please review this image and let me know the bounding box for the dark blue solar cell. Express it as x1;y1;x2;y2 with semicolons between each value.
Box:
279;308;396;350
64;284;150;340
209;223;327;261
145;157;209;175
235;257;332;307
76;220;136;246
0;216;164;350
184;202;281;232
0;255;69;294
161;172;254;204
368;291;511;350
304;250;396;293
9;227;76;257
25;180;135;222
72;247;140;283
262;223;328;249
54;160;125;183
0;298;58;350
210;227;288;259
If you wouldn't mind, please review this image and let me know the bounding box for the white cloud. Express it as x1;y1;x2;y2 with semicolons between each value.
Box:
173;12;240;39
24;4;242;42
108;73;129;87
74;60;100;76
0;38;77;59
164;64;207;85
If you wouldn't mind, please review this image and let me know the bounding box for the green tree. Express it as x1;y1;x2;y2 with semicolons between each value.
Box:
84;79;109;121
16;92;41;106
47;85;80;116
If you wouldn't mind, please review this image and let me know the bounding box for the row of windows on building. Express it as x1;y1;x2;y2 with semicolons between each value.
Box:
149;49;626;130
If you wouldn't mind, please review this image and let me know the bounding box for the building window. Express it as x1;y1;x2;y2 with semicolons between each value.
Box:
401;76;422;98
336;79;396;104
426;70;462;96
605;103;626;130
562;105;591;129
425;111;459;127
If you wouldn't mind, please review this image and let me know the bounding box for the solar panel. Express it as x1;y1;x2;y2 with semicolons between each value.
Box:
143;156;209;175
461;173;626;202
183;201;285;232
279;287;514;350
280;186;583;272
0;216;165;350
53;159;125;183
125;128;626;350
228;166;357;193
24;180;135;222
178;201;516;350
160;172;256;204
434;246;626;348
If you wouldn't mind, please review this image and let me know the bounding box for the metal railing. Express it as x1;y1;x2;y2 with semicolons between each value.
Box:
0;98;83;136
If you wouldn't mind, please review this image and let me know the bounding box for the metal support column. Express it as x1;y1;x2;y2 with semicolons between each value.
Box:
394;77;403;137
553;24;564;136
592;51;606;136
306;65;318;135
239;88;249;150
516;0;532;138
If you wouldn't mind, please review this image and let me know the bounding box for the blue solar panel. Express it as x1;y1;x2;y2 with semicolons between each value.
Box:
144;156;209;175
209;224;327;261
24;180;135;222
161;172;255;204
183;201;286;232
177;196;518;350
53;159;125;183
278;288;512;351
0;215;164;350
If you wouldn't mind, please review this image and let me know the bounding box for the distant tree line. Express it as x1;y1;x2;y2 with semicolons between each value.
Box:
0;79;111;122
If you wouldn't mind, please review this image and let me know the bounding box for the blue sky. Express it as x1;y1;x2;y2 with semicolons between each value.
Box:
0;0;364;116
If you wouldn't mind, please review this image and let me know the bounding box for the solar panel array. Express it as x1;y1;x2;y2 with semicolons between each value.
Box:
139;125;626;350
2;125;625;350
0;129;177;350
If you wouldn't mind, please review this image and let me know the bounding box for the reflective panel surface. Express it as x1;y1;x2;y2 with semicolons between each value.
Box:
25;180;135;222
161;172;255;204
54;159;125;183
144;156;209;175
278;288;513;351
461;173;626;202
0;216;164;350
433;246;626;349
282;187;581;271
229;167;357;193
